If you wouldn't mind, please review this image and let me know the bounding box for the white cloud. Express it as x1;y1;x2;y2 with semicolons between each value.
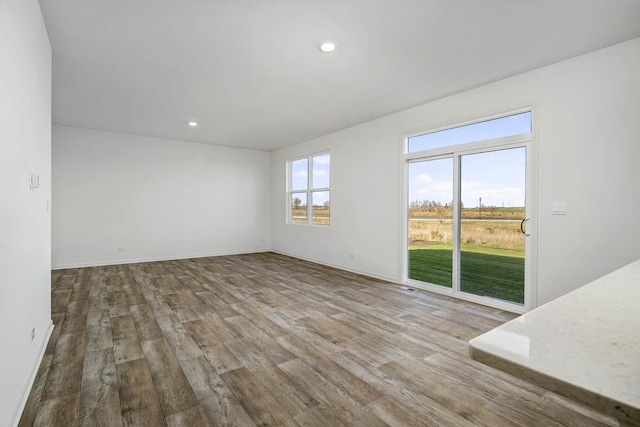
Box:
409;179;453;203
461;180;524;206
411;174;433;184
431;181;453;192
461;180;483;190
314;155;330;165
312;192;329;205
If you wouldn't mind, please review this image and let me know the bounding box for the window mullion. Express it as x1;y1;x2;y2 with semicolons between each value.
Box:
452;154;461;293
287;151;330;226
307;155;312;224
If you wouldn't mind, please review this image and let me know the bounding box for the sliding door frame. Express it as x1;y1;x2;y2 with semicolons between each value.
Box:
401;106;538;313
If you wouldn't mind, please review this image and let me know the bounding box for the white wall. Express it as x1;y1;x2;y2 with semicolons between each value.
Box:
272;38;640;307
52;126;271;268
0;0;52;425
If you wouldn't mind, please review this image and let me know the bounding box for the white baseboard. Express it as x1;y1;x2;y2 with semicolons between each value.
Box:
52;248;271;270
11;320;54;427
271;249;400;284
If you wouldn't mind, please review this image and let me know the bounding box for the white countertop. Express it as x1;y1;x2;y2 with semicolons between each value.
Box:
469;258;640;424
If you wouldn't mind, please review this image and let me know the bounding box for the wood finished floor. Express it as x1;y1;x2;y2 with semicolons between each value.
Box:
20;252;618;427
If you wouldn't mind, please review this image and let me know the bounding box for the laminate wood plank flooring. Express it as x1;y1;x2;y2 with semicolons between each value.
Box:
20;252;619;426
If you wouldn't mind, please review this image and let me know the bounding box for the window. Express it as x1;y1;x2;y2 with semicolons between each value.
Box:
407;111;531;153
288;152;330;225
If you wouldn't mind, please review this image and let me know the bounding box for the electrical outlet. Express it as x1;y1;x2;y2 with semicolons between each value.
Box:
348;254;355;260
117;247;126;253
31;327;35;342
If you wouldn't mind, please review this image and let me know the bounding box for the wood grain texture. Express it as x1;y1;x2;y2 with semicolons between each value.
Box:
116;359;166;427
221;367;299;427
165;405;208;427
278;358;388;427
111;314;144;364
42;332;85;401
22;253;618;426
33;392;81;427
179;356;255;426
84;305;113;353
78;348;122;426
130;303;164;342
141;338;200;417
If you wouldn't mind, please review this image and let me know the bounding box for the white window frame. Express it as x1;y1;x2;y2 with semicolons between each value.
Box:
287;151;331;226
401;106;538;314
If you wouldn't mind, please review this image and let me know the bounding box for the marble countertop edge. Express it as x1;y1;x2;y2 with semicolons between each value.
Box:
468;258;640;425
469;343;639;423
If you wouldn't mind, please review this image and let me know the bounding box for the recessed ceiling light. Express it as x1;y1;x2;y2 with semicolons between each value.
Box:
188;121;198;127
319;41;336;53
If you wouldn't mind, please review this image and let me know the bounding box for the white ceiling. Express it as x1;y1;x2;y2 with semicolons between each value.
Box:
39;0;640;151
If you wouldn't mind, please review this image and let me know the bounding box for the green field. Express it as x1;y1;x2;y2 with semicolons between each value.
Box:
409;243;524;303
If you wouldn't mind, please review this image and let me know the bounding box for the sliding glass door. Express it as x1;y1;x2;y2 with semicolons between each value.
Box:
405;110;532;309
459;147;526;304
407;158;453;288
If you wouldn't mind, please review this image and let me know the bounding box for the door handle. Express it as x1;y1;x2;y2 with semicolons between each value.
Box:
520;218;530;237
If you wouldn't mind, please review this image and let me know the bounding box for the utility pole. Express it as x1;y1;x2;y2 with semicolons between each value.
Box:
479;197;482;220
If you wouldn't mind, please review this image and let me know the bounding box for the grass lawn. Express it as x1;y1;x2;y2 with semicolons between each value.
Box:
408;243;524;304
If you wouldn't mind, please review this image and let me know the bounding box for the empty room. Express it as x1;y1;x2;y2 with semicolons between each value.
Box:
2;0;640;426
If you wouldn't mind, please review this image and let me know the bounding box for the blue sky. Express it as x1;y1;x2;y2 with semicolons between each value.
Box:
408;148;526;208
408;112;531;152
408;112;529;208
291;153;330;206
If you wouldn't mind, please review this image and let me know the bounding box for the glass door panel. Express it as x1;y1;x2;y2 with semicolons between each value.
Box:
459;147;526;303
407;158;454;287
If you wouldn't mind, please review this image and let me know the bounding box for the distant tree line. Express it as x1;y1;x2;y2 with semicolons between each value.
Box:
409;199;524;221
292;197;330;209
409;199;463;211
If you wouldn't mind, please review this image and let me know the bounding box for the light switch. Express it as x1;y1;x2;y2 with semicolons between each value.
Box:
552;202;567;215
